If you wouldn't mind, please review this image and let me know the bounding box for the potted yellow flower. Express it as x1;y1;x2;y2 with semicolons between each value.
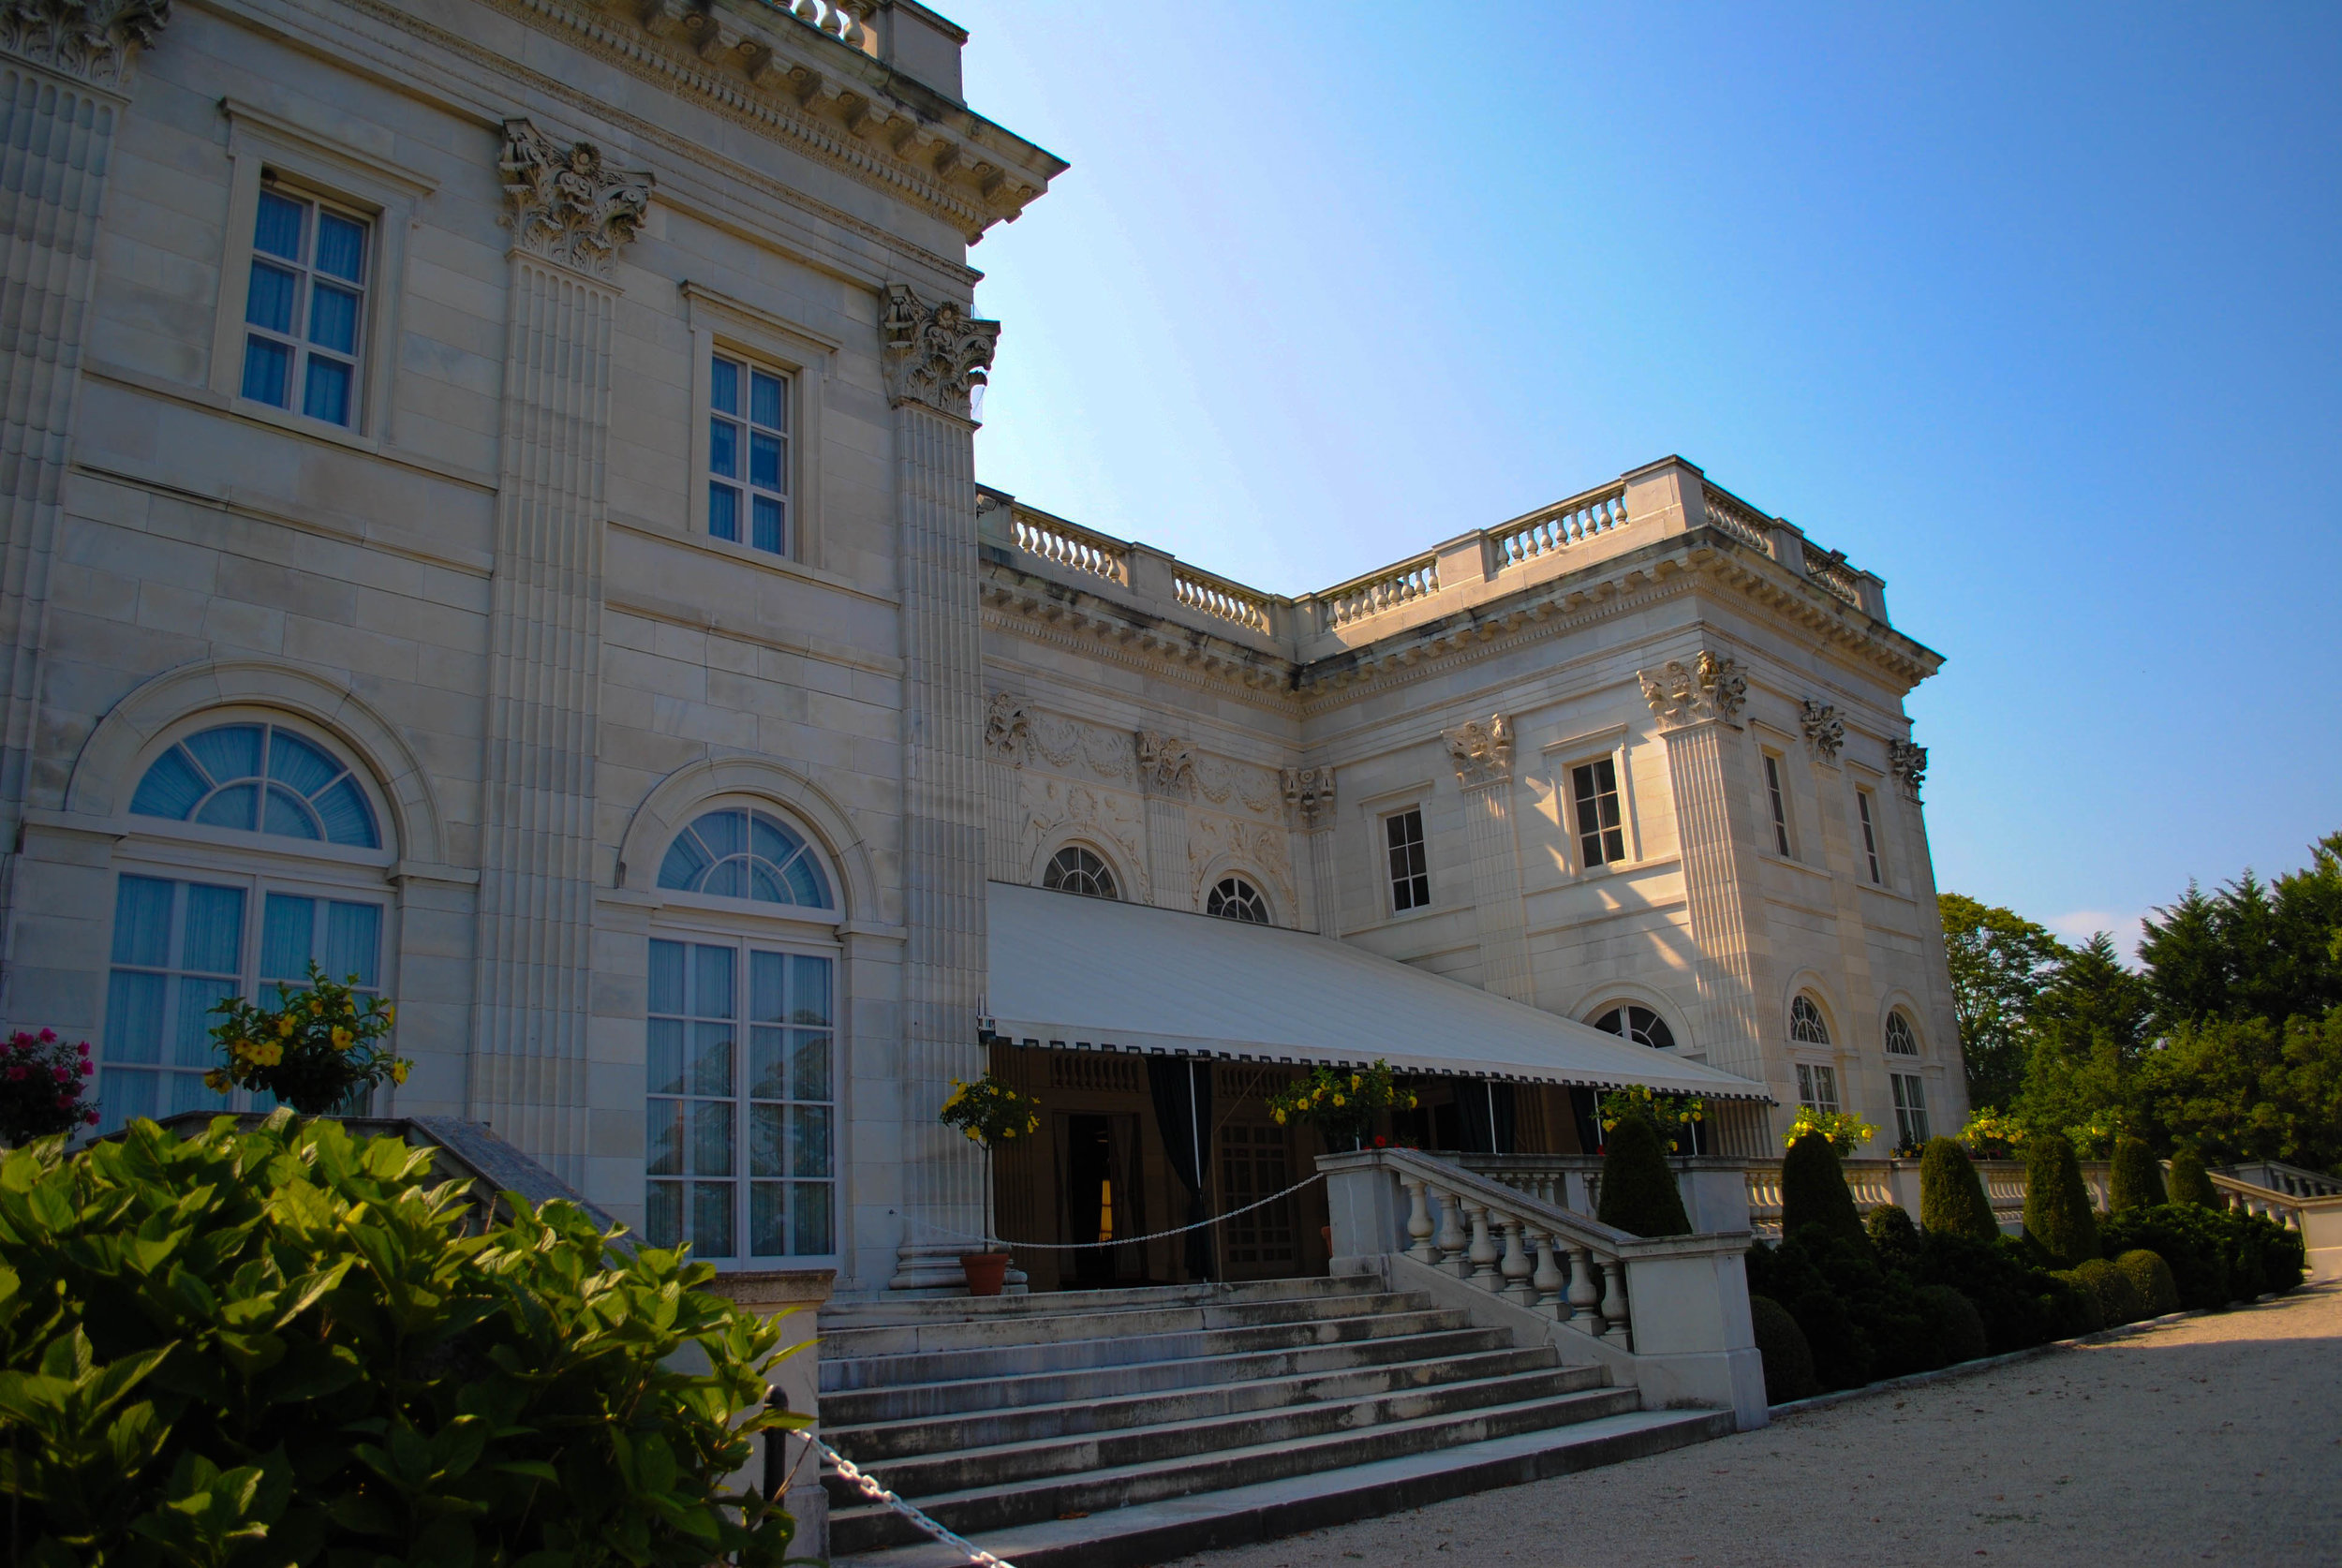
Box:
938;1072;1041;1295
204;962;409;1115
1264;1060;1413;1153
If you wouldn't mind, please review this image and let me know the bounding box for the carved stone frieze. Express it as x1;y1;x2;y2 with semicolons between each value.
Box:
882;283;1000;420
1188;812;1295;912
1021;776;1148;901
1639;650;1748;728
1134;729;1196;795
1282;765;1336;830
0;0;169;86
1442;714;1514;789
983;690;1029;762
1890;739;1928;802
1193;752;1280;816
499;120;652;276
1800;700;1845;764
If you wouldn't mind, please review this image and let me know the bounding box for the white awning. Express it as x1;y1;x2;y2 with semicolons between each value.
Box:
984;881;1771;1102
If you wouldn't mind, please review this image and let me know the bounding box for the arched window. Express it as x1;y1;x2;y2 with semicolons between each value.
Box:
1592;1004;1676;1051
130;721;378;848
1790;994;1831;1045
1885;1010;1920;1056
1207;876;1268;924
1042;846;1118;900
658;808;831;908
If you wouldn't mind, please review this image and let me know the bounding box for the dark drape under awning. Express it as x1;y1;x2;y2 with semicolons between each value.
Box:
1146;1055;1214;1280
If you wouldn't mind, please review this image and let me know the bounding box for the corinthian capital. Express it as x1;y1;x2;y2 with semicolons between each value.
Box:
1134;730;1195;795
882;283;1000;419
0;0;169;86
1639;650;1748;729
498;120;653;277
1442;714;1513;788
1890;738;1928;802
1282;765;1336;829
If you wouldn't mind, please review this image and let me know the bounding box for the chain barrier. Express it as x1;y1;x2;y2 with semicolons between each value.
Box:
817;1438;1018;1568
893;1170;1326;1250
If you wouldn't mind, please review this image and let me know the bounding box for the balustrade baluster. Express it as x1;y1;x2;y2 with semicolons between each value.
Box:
1567;1245;1600;1327
1499;1215;1535;1305
1403;1176;1437;1264
1433;1185;1469;1276
1529;1228;1565;1318
1464;1200;1501;1287
1599;1259;1631;1350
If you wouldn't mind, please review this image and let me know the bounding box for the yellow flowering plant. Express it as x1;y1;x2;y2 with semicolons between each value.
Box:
938;1072;1042;1149
1958;1106;2026;1160
1597;1084;1708;1154
1783;1104;1878;1155
1264;1059;1413;1151
204;961;408;1114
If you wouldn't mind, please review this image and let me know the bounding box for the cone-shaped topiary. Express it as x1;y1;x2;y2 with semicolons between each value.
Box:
1920;1135;2000;1243
2023;1132;2100;1266
2166;1144;2217;1208
1748;1294;1820;1404
1782;1129;1866;1246
1595;1110;1691;1236
2109;1134;2167;1211
2114;1248;2180;1316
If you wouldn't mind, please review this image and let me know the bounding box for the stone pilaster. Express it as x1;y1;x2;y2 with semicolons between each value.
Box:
1136;730;1193;911
1283;766;1337;936
982;690;1028;882
467;123;649;1182
0;0;168;991
1443;717;1533;1004
882;283;997;1289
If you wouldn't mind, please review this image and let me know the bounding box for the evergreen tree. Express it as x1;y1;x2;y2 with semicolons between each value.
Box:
2016;932;2149;1148
1919;1135;2000;1242
2139;882;2230;1029
1939;894;2068;1111
2022;1132;2100;1266
1781;1130;1865;1246
2138;1011;2342;1172
1594;1112;1691;1237
2165;1143;2217;1208
2108;1132;2166;1210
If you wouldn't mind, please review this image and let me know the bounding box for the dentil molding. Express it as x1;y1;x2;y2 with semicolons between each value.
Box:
499;119;653;275
0;0;168;86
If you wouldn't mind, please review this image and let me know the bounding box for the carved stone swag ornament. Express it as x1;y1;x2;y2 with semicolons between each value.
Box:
1442;715;1514;788
1281;765;1336;829
1638;650;1749;728
0;0;169;85
1134;730;1195;795
498;120;653;276
1800;699;1845;764
881;283;1001;420
1890;739;1928;802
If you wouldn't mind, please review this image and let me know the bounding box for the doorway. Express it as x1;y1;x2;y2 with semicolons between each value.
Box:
1060;1112;1143;1288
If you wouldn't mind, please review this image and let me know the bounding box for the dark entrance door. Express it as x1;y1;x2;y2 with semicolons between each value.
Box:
1061;1112;1140;1288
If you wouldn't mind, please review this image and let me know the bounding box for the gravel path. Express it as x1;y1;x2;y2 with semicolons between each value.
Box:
1167;1283;2342;1568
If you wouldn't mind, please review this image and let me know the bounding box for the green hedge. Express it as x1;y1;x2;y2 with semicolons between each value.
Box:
2098;1203;2306;1309
2071;1256;2146;1325
1747;1294;1819;1404
1919;1136;2000;1243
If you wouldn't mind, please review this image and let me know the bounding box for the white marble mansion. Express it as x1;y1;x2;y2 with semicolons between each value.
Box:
0;0;1963;1297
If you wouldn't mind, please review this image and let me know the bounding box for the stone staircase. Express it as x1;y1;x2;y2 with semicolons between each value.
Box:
818;1275;1731;1567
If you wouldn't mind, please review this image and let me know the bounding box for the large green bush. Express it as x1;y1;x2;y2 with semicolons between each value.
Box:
2044;1270;2104;1336
1780;1131;1865;1246
2108;1134;2167;1211
1912;1283;1989;1365
1864;1202;1923;1271
2022;1132;2100;1265
1594;1112;1690;1237
0;1113;802;1565
2165;1145;2218;1208
2098;1204;2231;1309
1918;1136;2000;1243
2070;1257;2145;1326
1746;1294;1819;1404
2114;1249;2180;1317
1906;1231;2063;1355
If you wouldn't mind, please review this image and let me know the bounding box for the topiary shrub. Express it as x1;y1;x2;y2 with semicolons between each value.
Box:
1595;1111;1691;1236
1909;1231;2062;1354
1912;1283;1989;1366
2023;1132;2100;1266
2045;1269;2104;1336
0;1113;803;1564
2166;1144;2217;1208
1748;1294;1820;1404
2254;1214;2308;1295
1865;1202;1923;1271
2114;1249;2180;1317
1753;1229;1875;1391
2100;1204;2231;1310
1919;1135;2000;1243
2221;1206;2305;1299
2071;1256;2144;1325
1782;1130;1866;1247
2108;1134;2166;1211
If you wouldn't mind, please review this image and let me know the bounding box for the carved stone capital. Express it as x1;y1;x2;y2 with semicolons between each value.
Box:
1281;765;1336;830
1442;714;1513;789
1800;699;1845;765
499;119;652;277
1134;730;1195;795
983;690;1030;764
1890;739;1928;802
882;283;999;419
1639;650;1747;729
0;0;169;86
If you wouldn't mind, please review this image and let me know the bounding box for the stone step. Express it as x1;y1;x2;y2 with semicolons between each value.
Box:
818;1324;1524;1427
820;1306;1474;1393
830;1346;1585;1458
819;1288;1438;1360
818;1276;1388;1332
829;1408;1735;1568
827;1368;1627;1502
827;1384;1644;1556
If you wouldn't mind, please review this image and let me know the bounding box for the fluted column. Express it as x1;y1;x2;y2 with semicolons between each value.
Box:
1136;730;1194;911
467;123;650;1182
1283;767;1337;935
982;691;1027;882
0;1;168;984
1444;716;1533;1003
882;285;997;1289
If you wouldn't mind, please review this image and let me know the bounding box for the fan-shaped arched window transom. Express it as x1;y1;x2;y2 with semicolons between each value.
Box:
1790;994;1831;1045
658;808;832;909
1042;846;1118;900
130;721;379;849
1885;1010;1920;1056
1593;1004;1676;1051
1207;876;1268;924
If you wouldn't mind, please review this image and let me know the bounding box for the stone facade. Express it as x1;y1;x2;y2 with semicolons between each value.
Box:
0;0;1964;1298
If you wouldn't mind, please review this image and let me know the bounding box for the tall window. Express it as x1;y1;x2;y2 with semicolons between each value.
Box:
1790;994;1831;1044
709;354;791;556
1207;876;1268;924
645;937;834;1260
1385;807;1430;912
1043;847;1118;900
241;184;369;427
1796;1062;1840;1114
1571;759;1625;867
1885;1010;1920;1056
1890;1072;1930;1146
1856;788;1885;883
1592;1004;1675;1051
1763;753;1792;856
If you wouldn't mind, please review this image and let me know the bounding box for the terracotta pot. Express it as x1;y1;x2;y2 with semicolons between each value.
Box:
1321;1224;1333;1254
960;1250;1010;1296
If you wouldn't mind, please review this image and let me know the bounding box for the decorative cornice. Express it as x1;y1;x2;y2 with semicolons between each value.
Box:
882;283;998;419
1800;699;1845;765
1441;715;1514;789
983;689;1029;762
1639;651;1747;730
1134;730;1196;795
0;0;168;87
1282;765;1335;830
1890;739;1928;802
499;119;652;276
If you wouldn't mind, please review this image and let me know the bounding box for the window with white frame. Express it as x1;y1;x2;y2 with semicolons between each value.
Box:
1856;787;1885;883
1592;1004;1675;1051
1890;1072;1930;1146
1885;1010;1920;1056
1207;876;1268;924
1385;807;1430;912
1042;846;1119;900
1796;1061;1841;1114
1763;752;1793;857
708;353;791;556
240;182;369;428
1790;993;1831;1045
1570;758;1626;867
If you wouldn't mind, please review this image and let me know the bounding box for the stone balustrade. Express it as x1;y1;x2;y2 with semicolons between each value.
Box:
1800;540;1864;607
1174;566;1273;632
783;0;879;52
1009;506;1128;586
1697;484;1774;552
1488;484;1626;570
1313;554;1441;631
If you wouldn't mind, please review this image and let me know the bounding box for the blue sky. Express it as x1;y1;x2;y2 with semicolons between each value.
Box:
948;2;2341;955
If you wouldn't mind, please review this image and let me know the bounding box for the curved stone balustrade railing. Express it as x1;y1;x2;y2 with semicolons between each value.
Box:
1395;1156;1638;1349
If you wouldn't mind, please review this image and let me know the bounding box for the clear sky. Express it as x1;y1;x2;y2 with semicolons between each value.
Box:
946;2;2341;956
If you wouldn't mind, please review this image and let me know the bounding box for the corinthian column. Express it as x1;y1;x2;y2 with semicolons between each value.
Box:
0;0;169;986
882;283;998;1290
467;122;650;1184
1444;717;1534;1003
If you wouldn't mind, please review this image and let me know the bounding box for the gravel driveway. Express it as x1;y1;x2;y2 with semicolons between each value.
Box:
1166;1282;2342;1568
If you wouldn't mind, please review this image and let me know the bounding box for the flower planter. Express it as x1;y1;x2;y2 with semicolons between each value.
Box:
960;1250;1010;1296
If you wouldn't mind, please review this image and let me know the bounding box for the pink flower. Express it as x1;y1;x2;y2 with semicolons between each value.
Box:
5;1065;22;1081
38;1028;54;1043
52;1067;69;1084
78;1061;92;1076
82;1110;97;1126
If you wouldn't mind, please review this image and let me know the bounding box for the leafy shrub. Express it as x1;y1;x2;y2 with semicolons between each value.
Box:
2099;1204;2231;1309
1908;1231;2063;1354
1747;1294;1819;1404
0;1113;801;1565
2023;1132;2100;1265
2045;1270;2105;1335
2166;1144;2217;1207
1865;1203;1923;1272
2071;1257;2144;1325
2114;1249;2180;1316
2108;1134;2167;1211
202;964;408;1114
1919;1135;2000;1243
2225;1207;2306;1299
1746;1232;1873;1391
1782;1131;1866;1247
1595;1112;1690;1237
1912;1283;1989;1365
